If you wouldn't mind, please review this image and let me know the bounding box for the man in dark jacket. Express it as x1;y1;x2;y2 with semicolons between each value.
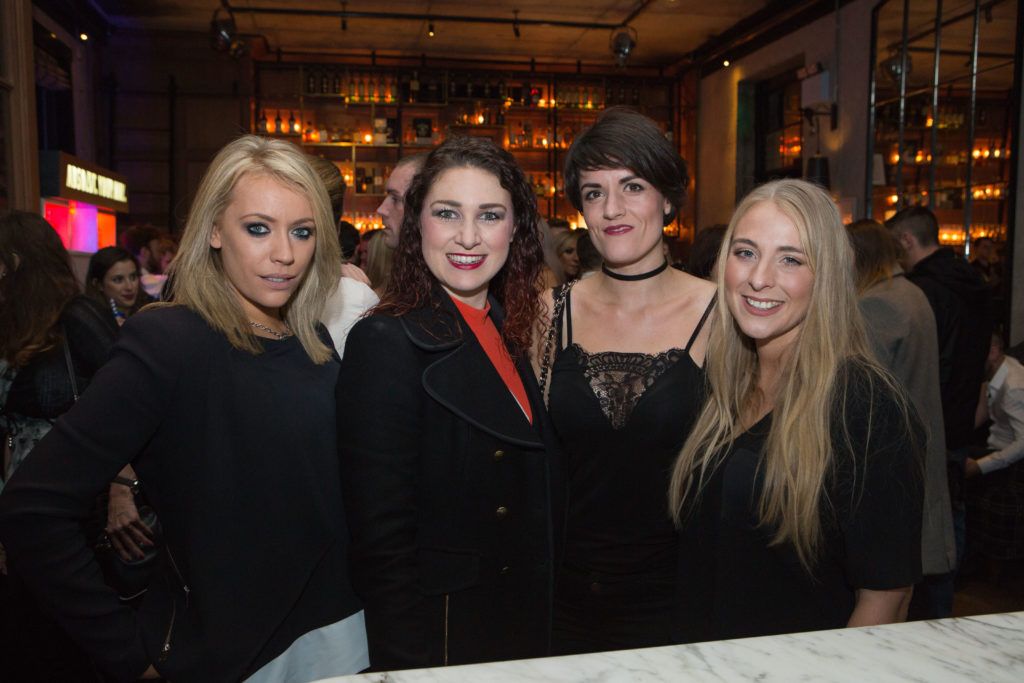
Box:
887;206;993;617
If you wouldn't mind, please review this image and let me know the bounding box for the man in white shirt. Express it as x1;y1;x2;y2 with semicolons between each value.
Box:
322;154;426;356
966;333;1024;477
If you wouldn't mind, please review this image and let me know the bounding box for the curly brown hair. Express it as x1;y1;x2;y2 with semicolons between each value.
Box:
375;135;544;358
0;211;80;366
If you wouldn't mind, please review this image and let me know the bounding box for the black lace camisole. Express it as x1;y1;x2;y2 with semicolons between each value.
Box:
548;286;714;651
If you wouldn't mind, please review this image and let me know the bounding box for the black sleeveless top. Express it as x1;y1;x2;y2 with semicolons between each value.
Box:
549;288;714;581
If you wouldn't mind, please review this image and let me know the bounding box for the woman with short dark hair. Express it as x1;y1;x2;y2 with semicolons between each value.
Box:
338;135;563;670
86;246;153;327
534;107;716;654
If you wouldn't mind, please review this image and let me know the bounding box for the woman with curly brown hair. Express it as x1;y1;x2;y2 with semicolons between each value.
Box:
337;135;563;671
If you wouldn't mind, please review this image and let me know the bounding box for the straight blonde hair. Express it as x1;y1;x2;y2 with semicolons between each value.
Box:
669;179;900;572
164;135;340;364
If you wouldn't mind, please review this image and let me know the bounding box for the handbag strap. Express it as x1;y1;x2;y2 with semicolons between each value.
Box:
62;326;80;402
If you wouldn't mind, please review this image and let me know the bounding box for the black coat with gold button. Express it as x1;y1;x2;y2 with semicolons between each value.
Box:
337;292;564;671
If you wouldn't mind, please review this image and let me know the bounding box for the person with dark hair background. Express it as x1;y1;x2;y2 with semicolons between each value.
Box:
0;210;118;680
535;107;715;654
338;221;361;262
120;224;173;300
687;224;728;280
86;246;154;327
887;205;993;617
338;135;563;670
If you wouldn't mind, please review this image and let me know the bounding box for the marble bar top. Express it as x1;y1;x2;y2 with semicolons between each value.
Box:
317;611;1024;683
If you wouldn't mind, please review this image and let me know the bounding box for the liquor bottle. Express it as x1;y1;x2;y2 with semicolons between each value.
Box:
359;74;369;102
409;71;420;103
498;78;507;101
348;75;357;103
333;71;341;94
288;111;298;135
388;77;398;103
425;74;440;103
449;75;458;100
274;111;284;135
520;81;530;106
256;110;268;134
321;71;330;94
631;87;640;105
306;69;317;94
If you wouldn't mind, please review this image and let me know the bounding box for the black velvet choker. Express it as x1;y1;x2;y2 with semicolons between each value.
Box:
602;259;669;281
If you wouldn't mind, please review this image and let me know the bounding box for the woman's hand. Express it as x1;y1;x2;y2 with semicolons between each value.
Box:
106;468;154;561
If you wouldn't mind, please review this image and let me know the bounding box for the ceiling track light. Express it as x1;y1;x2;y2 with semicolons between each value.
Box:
610;25;638;67
341;1;348;31
428;19;435;37
513;10;521;39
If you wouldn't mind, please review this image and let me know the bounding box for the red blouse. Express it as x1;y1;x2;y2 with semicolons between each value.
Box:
450;295;533;425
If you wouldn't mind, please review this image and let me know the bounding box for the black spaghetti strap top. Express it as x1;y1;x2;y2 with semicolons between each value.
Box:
549;292;715;580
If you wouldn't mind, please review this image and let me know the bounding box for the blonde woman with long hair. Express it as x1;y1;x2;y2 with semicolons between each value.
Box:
0;136;368;681
669;179;924;643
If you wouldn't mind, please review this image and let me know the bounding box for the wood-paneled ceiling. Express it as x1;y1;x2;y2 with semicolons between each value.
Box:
91;0;773;68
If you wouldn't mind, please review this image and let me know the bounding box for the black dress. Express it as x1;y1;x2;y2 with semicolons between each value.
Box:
673;362;924;643
548;287;714;654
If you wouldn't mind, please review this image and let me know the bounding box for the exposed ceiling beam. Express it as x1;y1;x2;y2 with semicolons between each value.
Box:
226;3;637;32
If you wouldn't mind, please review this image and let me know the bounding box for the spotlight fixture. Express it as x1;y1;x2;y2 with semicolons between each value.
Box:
341;1;348;31
210;6;246;58
723;59;730;67
610;25;638;67
428;20;435;37
513;10;521;39
79;32;89;42
880;52;912;85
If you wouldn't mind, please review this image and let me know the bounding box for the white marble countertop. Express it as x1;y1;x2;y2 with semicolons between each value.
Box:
316;611;1024;682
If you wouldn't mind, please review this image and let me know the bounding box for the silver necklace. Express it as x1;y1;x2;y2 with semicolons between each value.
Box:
249;320;292;339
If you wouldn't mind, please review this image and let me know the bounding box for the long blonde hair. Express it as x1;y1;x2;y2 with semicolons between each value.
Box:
669;179;894;571
364;230;393;294
165;135;340;363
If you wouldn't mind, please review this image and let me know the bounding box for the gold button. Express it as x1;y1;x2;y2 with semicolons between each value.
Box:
493;449;505;461
496;505;508;519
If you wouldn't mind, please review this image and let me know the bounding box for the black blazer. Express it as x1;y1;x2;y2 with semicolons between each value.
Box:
338;291;564;670
0;307;363;682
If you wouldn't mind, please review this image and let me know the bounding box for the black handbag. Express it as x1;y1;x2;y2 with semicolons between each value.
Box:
62;333;163;601
92;478;163;601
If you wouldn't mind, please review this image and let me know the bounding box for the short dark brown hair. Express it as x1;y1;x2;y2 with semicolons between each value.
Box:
886;205;939;247
563;107;688;226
